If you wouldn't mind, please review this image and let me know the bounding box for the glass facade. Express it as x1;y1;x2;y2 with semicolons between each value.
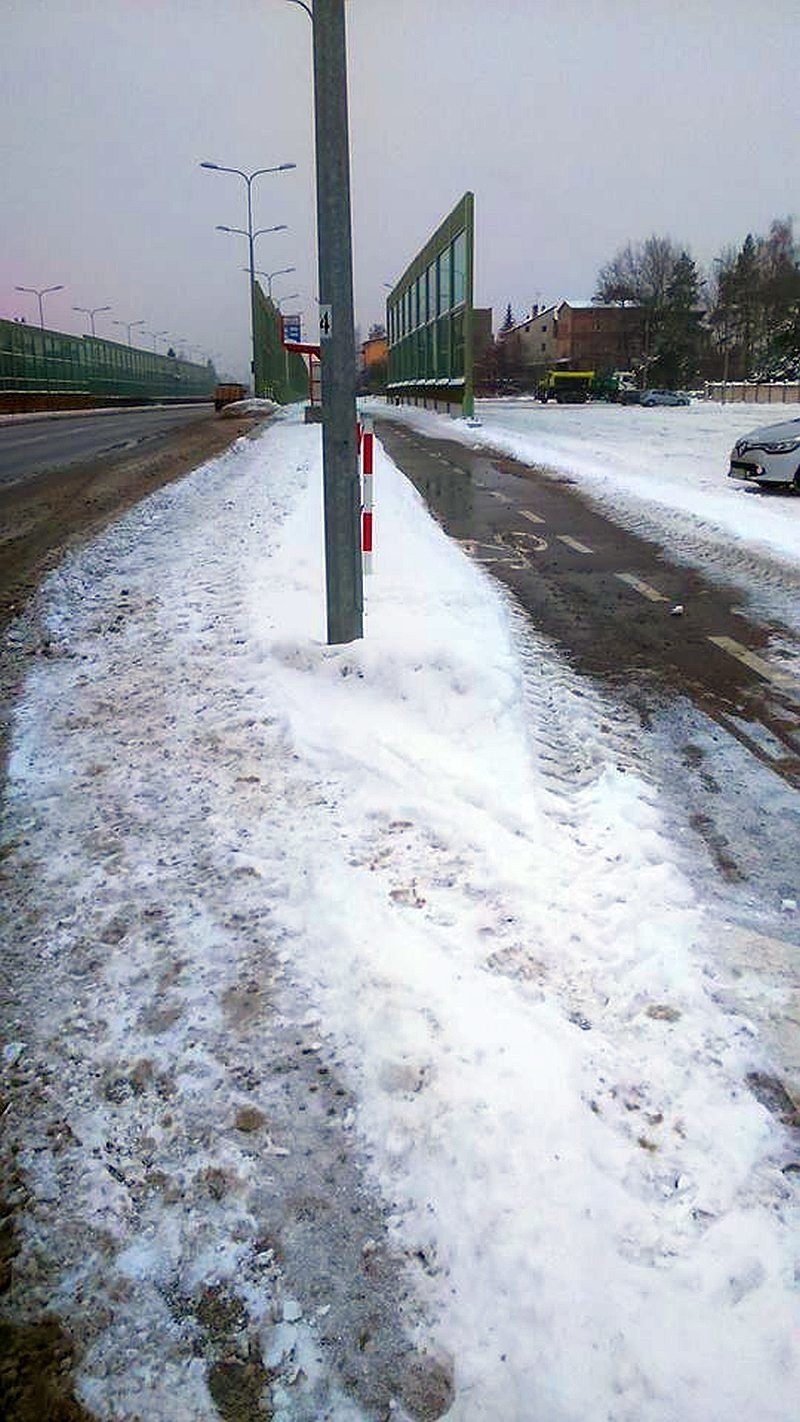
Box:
385;193;474;414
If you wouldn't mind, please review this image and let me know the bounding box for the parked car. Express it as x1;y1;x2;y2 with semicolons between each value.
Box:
728;416;800;488
639;389;690;406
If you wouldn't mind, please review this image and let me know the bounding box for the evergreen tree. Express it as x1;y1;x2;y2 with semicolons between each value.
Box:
654;252;703;387
501;302;514;333
760;219;800;377
708;219;800;379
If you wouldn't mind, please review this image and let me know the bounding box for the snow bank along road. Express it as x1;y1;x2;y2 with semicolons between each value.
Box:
0;406;256;780
1;409;798;1420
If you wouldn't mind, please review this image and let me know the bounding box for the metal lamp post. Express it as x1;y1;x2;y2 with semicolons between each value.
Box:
252;267;297;299
287;0;363;643
15;283;64;330
200;159;295;395
112;318;145;347
73;304;111;337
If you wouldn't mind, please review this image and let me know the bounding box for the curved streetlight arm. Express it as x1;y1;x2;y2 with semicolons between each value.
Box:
16;283;65;329
112;318;145;346
16;284;64;297
201;161;296;183
286;0;312;18
73;303;111;336
218;224;287;240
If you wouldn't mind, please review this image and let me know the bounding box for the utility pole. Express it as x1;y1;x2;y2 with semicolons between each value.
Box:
311;0;363;644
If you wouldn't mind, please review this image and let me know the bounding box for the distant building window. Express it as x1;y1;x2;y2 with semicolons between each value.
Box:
541;343;546;352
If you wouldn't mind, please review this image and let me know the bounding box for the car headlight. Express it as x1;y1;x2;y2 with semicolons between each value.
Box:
760;437;800;454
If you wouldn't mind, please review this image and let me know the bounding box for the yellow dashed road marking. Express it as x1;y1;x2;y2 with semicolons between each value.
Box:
708;636;800;690
557;534;594;554
615;572;668;603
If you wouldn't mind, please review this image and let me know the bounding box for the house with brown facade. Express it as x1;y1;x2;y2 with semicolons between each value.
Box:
554;301;645;372
497;299;646;388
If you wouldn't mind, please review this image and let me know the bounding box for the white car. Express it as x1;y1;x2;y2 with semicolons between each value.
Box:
639;389;690;406
729;416;800;488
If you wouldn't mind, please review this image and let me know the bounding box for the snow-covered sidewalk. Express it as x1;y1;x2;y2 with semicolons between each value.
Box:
2;410;797;1420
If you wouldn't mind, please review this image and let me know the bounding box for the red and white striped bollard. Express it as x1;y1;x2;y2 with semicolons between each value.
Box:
361;415;374;575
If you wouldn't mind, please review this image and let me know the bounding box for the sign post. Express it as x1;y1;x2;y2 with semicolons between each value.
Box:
311;0;363;644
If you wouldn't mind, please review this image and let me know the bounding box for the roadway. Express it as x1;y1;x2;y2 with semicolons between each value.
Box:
0;404;212;490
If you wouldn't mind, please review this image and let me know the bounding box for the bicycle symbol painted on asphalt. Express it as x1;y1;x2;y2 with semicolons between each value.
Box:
458;530;548;570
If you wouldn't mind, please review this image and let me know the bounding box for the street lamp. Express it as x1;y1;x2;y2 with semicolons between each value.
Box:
73;304;111;336
15;284;64;330
200;158;296;394
145;328;169;352
251;266;297;298
286;0;363;643
112;318;145;346
219;224;288;239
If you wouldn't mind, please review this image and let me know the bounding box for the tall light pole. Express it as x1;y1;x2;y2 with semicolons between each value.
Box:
73;304;111;337
288;0;363;643
15;283;64;330
252;266;296;299
112;318;145;347
145;328;169;353
200;159;295;396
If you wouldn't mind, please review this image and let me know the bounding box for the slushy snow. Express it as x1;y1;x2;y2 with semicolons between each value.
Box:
1;407;797;1420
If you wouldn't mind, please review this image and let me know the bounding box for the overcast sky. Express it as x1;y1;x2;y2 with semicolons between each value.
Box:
3;0;797;381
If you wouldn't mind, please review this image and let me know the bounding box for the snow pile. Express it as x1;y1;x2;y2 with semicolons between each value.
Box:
2;413;797;1419
218;396;280;417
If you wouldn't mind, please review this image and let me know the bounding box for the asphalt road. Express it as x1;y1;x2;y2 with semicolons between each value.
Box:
0;405;212;490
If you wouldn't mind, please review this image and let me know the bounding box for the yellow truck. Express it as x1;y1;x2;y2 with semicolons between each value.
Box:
538;370;595;404
213;382;248;411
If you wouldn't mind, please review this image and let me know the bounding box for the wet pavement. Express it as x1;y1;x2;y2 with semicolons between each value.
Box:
376;417;800;792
